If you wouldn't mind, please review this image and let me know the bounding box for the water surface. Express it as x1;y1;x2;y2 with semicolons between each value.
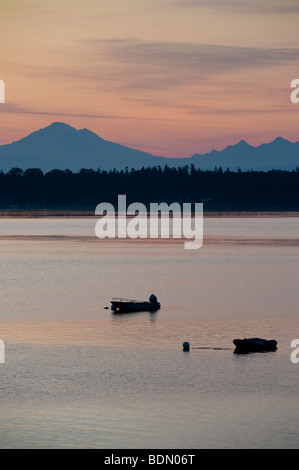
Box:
0;216;298;448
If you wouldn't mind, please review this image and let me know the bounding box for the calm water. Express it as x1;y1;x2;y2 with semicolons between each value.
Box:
0;216;298;449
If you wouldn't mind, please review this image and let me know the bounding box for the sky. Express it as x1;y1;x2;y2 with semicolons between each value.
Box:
1;0;299;157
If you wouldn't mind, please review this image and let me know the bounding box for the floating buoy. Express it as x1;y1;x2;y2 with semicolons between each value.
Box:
183;341;190;351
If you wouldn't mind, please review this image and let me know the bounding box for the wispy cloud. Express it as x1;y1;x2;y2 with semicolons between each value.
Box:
159;0;299;15
86;39;299;91
10;38;298;95
0;102;178;123
1;103;120;119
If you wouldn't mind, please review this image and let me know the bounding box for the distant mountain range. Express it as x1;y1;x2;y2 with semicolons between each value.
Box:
0;122;298;172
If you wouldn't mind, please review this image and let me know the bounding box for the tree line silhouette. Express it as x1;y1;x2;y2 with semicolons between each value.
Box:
0;164;299;210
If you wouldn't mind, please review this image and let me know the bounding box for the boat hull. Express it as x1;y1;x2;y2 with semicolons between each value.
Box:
233;338;277;353
111;301;160;313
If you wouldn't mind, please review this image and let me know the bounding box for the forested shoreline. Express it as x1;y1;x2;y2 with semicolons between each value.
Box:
0;164;299;210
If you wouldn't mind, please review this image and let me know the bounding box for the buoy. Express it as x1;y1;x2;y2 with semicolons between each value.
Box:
183;341;190;351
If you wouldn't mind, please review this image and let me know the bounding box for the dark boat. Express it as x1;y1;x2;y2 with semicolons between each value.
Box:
233;337;277;353
110;294;161;313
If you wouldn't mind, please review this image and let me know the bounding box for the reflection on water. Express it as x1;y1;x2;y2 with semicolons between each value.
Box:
0;216;298;448
1;342;299;449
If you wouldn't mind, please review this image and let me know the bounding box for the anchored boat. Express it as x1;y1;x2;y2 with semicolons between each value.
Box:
111;294;161;313
233;337;277;353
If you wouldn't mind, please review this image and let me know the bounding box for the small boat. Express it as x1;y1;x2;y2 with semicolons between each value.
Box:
233;337;277;353
110;294;161;313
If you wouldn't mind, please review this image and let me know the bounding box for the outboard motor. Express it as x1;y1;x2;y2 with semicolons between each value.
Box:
149;294;158;304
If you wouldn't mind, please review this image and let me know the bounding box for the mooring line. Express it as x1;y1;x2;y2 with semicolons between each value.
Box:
191;347;233;350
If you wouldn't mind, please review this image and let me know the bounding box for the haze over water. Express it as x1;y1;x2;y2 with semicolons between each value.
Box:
0;215;298;449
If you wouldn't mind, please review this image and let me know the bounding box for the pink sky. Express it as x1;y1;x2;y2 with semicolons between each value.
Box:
1;0;299;157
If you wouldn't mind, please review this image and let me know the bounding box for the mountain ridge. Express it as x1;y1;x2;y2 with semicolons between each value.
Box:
0;122;298;172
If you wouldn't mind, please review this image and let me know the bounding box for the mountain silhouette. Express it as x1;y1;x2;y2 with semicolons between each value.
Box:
189;137;299;171
0;122;164;172
0;122;298;172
